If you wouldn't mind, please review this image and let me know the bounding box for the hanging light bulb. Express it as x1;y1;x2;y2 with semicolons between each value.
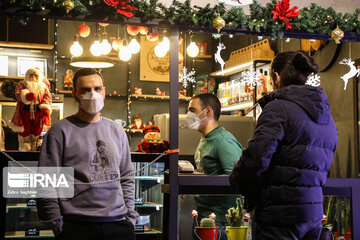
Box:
162;36;170;51
70;34;83;57
128;38;140;54
101;32;112;55
119;43;132;62
90;34;102;56
154;42;167;58
187;41;199;58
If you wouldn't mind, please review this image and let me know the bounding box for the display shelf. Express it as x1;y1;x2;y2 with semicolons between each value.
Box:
6;203;36;210
135;176;163;182
135;202;163;209
221;101;254;112
0;41;54;50
5;230;54;238
136;229;162;235
57;90;127;100
130;94;191;101
126;128;143;133
0;76;54;81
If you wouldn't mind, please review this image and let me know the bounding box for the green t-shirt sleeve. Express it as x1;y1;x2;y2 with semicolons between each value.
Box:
217;139;243;175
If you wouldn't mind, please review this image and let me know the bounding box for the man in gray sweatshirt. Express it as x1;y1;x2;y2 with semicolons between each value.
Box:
37;68;138;240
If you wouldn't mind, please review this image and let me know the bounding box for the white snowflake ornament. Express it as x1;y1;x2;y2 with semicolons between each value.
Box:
179;66;196;88
306;73;321;87
240;66;261;90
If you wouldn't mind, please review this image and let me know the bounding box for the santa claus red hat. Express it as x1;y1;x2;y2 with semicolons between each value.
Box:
25;68;43;82
142;125;160;136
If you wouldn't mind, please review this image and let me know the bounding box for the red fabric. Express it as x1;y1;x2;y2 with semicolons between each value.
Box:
11;81;52;136
104;0;137;18
142;125;160;135
138;140;169;153
26;92;36;101
272;0;300;29
40;108;51;126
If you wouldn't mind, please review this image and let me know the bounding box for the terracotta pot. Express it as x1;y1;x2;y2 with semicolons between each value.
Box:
225;226;248;240
195;227;218;240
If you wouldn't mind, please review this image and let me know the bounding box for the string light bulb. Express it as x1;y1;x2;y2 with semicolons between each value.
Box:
154;34;170;58
128;38;140;54
119;43;132;62
70;34;83;57
101;32;112;55
187;35;199;58
90;34;102;56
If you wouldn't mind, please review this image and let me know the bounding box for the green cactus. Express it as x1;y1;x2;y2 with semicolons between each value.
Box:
225;198;244;227
200;218;215;227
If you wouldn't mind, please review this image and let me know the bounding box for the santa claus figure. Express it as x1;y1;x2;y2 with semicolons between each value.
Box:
9;68;52;151
138;125;169;153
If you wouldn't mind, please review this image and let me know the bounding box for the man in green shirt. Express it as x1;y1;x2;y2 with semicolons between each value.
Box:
186;93;243;240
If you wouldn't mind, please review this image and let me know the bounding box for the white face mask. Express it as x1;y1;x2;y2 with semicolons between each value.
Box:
185;108;207;130
78;91;104;115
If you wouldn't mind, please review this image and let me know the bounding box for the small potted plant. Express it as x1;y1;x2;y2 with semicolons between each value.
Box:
225;198;249;240
193;211;218;240
320;215;333;240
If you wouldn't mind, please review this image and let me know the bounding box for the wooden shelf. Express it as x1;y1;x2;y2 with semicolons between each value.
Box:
135;202;163;209
221;101;254;112
0;41;54;50
6;203;36;209
131;94;191;101
135;229;162;235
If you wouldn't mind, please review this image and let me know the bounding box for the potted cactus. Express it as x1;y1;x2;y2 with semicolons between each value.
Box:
194;213;219;240
225;198;249;240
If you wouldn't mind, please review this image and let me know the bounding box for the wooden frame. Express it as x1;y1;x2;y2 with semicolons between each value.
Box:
17;57;47;77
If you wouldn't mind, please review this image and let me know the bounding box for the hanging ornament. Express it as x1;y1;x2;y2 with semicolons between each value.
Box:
214;42;226;76
212;13;226;33
146;30;159;42
305;73;321;87
179;67;196;88
98;23;109;27
138;26;149;35
179;34;183;46
272;0;300;30
339;58;360;90
127;25;140;36
78;24;90;38
62;0;75;13
331;26;344;44
112;38;123;51
240;66;262;90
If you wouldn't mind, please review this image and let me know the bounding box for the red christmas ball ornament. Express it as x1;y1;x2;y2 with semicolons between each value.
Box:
78;24;90;38
112;38;123;51
139;26;149;35
146;30;159;42
178;52;184;64
98;22;109;27
127;25;140;36
191;210;198;219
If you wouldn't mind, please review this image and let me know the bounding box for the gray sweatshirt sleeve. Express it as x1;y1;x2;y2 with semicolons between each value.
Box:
37;131;64;236
119;130;139;226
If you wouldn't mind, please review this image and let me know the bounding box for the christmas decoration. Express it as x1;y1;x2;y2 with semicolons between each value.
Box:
240;66;262;90
272;0;300;30
192;210;199;219
155;87;165;96
127;25;140;36
212;13;226;33
339;58;360;90
104;0;138;18
8;68;52;151
138;26;149;35
64;69;74;90
331;25;344;44
112;38;123;51
209;213;216;219
62;0;75;13
134;86;143;95
214;42;226;76
179;67;196;88
146;29;159;42
78;24;90;38
131;114;146;129
98;22;109;27
305;73;321;87
137;125;169;153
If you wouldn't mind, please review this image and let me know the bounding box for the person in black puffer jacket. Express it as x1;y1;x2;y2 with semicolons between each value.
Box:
230;50;338;240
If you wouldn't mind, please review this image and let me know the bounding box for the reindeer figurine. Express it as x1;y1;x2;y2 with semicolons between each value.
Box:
215;42;226;76
339;58;360;90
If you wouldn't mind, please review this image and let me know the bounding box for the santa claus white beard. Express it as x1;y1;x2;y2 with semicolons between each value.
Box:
26;79;45;98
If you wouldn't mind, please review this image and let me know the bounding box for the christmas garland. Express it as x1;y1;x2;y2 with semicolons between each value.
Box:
0;0;359;39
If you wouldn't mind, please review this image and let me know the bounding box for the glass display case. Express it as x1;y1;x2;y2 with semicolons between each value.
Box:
1;152;165;240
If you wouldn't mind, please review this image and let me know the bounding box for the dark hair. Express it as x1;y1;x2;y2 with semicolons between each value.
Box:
73;68;104;91
270;50;318;88
192;93;221;121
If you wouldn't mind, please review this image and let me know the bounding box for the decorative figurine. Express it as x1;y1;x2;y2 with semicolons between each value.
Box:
64;69;74;90
137;125;169;153
9;68;52;151
131;114;146;129
134;86;142;95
